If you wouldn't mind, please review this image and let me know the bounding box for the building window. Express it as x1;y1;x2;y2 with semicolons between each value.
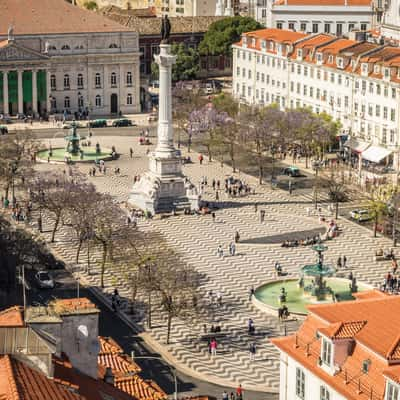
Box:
64;96;70;109
140;46;145;58
377;84;381;95
111;72;117;87
300;22;307;31
376;105;381;117
277;22;283;29
383;127;387;144
78;95;84;108
320;386;330;400
63;74;70;90
109;43;118;48
127;93;133;105
361;23;367;30
391;108;396;121
384;106;388;119
312;23;319;33
95;73;101;88
324;23;330;33
336;23;343;36
322;339;332;365
296;368;305;399
77;74;84;89
126;71;132;86
61;45;70;50
95;95;102;107
349;23;355;31
289;22;295;30
390;129;395;143
392;88;396;99
50;74;56;90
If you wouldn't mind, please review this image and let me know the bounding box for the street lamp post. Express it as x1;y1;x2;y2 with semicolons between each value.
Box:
131;355;177;400
11;161;17;206
313;162;320;210
87;101;92;138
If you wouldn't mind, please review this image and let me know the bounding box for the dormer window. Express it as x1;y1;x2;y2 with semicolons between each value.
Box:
297;49;303;59
252;38;256;47
384;67;391;79
316;52;323;64
351;59;356;68
269;41;274;51
362;63;369;75
242;36;247;48
328;55;333;64
321;338;332;366
337;57;344;68
386;380;400;400
261;40;266;49
287;45;292;53
375;65;380;74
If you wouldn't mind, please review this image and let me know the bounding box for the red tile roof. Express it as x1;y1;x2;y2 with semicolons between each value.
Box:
53;298;99;315
0;0;131;36
0;355;84;400
295;34;334;49
246;28;307;43
275;0;371;4
272;295;400;400
115;376;166;400
0;306;24;327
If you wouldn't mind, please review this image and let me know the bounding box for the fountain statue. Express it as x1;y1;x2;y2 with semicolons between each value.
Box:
65;121;85;155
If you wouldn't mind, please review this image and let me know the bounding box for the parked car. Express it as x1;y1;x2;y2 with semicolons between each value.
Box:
0;125;8;134
112;119;134;127
35;271;55;289
62;122;83;129
282;166;301;177
349;209;372;222
88;119;107;128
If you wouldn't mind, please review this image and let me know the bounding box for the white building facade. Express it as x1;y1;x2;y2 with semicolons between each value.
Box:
0;0;141;117
233;28;400;169
255;0;375;37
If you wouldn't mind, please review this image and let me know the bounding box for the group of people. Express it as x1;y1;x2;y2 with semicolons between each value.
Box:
281;236;321;248
221;385;244;400
216;243;236;257
224;176;253;198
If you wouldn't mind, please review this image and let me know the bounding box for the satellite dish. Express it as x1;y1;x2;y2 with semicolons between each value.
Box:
77;325;89;338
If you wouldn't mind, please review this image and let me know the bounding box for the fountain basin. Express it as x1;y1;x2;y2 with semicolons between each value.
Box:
36;147;113;164
253;278;372;315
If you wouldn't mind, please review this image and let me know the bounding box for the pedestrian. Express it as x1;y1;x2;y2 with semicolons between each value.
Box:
229;242;236;256
215;191;219;201
260;209;265;223
289;180;293;195
130;148;133;158
114;288;121;307
343;255;347;268
212;212;216;222
337;257;342;269
208;290;214;303
210;338;217;357
248;318;254;334
235;231;240;243
249;342;256;360
230;393;235;400
217;245;223;257
217;180;220;190
212;179;216;190
92;167;96;176
306;207;311;216
199;154;204;165
254;203;258;213
222;391;229;400
249;286;255;301
236;384;243;400
216;291;222;306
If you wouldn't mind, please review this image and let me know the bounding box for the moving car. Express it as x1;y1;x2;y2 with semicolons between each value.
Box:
88;119;107;128
282;166;301;177
112;119;133;127
349;209;372;222
35;270;55;289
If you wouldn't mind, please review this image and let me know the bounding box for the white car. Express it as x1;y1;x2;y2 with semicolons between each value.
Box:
35;271;55;289
349;209;372;222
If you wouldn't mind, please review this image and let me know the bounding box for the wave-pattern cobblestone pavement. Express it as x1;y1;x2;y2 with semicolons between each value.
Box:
31;136;393;392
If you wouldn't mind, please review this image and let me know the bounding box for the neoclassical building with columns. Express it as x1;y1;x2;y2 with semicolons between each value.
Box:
0;0;141;117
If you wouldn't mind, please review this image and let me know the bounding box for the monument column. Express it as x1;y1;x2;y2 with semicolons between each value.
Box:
32;69;38;116
46;69;52;114
17;69;23;115
2;71;9;116
154;44;176;157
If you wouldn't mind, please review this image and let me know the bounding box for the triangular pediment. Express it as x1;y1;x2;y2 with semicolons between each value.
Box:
0;41;49;62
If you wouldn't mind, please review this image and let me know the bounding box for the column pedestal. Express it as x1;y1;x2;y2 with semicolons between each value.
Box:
128;44;199;214
46;70;52;115
2;71;9;116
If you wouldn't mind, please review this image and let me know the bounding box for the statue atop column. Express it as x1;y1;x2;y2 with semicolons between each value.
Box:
161;15;171;43
7;25;14;42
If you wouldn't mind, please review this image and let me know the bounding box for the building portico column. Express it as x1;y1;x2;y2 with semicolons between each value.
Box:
2;71;9;116
17;70;23;115
46;70;51;114
32;69;38;116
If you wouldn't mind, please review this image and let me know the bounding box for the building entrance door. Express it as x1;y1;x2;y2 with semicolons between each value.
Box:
110;93;118;114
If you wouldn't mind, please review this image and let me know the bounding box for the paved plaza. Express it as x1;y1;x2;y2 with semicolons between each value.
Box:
33;134;393;393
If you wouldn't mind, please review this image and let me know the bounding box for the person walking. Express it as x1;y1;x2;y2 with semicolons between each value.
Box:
236;384;243;400
217;245;223;257
212;212;216;222
289;180;293;195
249;286;255;301
210;338;217;357
235;231;240;243
215;191;219;201
229;242;236;256
212;179;216;190
343;255;347;268
249;342;256;361
199;154;204;165
337;257;342;269
130;148;133;158
216;291;223;306
260;209;265;223
222;391;229;400
254;203;258;213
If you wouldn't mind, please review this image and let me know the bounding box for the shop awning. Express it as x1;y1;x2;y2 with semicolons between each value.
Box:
362;146;392;163
344;138;370;153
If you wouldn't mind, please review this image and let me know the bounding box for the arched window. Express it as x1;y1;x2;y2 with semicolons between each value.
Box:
126;71;132;86
95;95;102;107
111;72;117;87
109;43;118;48
75;44;84;50
50;74;56;90
50;97;57;110
64;96;70;108
61;45;70;50
127;93;132;105
77;74;84;89
63;74;70;89
78;95;84;108
48;45;57;51
95;73;101;88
